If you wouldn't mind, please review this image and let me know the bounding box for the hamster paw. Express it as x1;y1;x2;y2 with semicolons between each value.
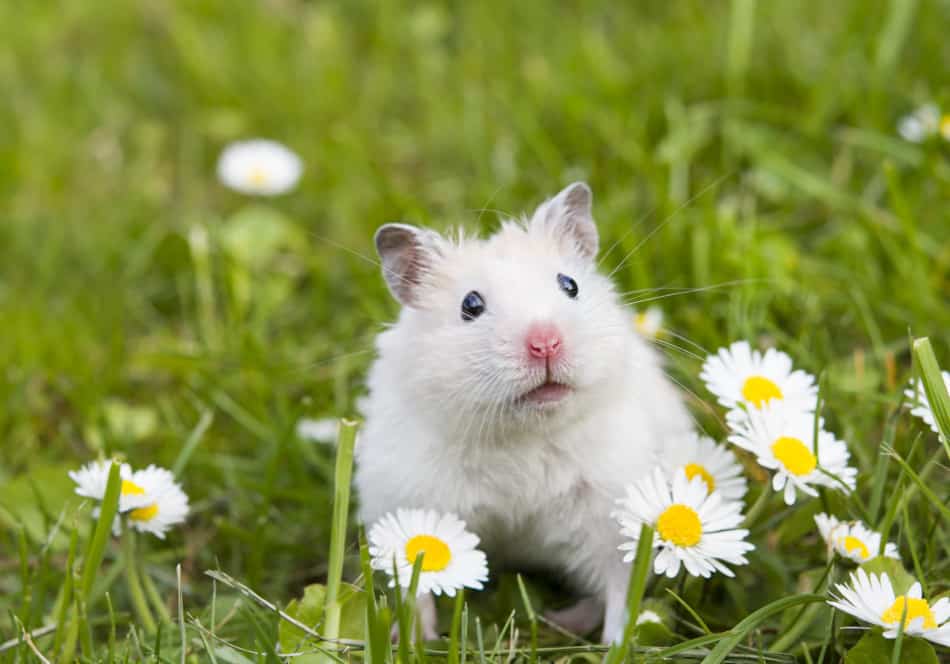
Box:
543;596;603;637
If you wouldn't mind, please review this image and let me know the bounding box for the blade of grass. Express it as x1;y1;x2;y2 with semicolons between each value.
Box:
699;594;824;664
320;418;360;663
605;524;655;664
515;575;538;664
911;337;950;457
447;590;465;664
882;444;950;521
78;462;121;600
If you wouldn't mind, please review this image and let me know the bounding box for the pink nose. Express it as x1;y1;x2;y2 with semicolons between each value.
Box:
525;322;563;360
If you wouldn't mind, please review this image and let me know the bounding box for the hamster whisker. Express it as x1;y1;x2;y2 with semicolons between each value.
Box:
648;337;705;362
606;171;734;280
623;279;764;307
660;369;723;430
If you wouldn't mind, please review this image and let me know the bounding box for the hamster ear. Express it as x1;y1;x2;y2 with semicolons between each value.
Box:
532;182;599;260
375;223;441;307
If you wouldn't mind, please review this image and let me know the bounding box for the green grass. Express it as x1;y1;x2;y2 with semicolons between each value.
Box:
1;0;949;661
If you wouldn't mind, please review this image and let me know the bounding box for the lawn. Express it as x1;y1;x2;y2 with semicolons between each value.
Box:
1;0;948;662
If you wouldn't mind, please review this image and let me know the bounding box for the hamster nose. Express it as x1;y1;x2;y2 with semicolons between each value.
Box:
526;322;563;360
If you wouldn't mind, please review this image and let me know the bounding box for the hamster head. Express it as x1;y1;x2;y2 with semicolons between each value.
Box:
374;182;636;432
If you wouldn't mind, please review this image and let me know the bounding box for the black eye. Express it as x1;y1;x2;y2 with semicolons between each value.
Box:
461;291;485;321
557;273;578;298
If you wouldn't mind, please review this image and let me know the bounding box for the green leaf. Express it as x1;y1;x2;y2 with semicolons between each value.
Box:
0;463;76;548
844;631;938;664
278;582;367;662
858;558;917;596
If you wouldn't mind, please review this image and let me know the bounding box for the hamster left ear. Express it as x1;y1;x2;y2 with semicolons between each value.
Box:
533;182;599;260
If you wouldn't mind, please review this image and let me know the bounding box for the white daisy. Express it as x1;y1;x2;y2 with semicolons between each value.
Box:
633;306;663;338
295;417;339;444
367;509;489;597
904;371;950;435
69;460;152;512
123;465;190;539
613;468;754;579
661;432;748;500
727;405;856;505
829;569;950;646
896;104;941;143
700;341;817;413
814;513;900;563
217;139;303;196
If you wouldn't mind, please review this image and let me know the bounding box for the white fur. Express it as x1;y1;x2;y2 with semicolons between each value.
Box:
355;185;693;642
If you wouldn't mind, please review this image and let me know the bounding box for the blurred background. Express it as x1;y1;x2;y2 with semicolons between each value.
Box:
1;0;948;641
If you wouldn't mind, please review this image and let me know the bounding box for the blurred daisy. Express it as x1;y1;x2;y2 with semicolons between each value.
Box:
295;417;339;444
829;569;950;646
633;306;663;338
124;465;190;539
661;433;747;500
614;468;754;579
727;405;856;505
368;509;489;597
814;513;899;563
636;610;663;626
700;341;817;412
896;104;941;143
904;371;950;435
69;460;152;512
217;139;303;196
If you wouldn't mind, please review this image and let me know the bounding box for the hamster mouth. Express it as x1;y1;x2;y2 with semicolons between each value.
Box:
518;381;573;406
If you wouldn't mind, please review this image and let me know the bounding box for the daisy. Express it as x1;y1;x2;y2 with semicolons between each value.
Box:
69;460;152;513
904;371;950;435
727;405;856;505
217;139;303;196
633;306;663;338
700;341;817;413
295;417;339;444
661;432;747;500
123;465;190;539
636;610;663;626
814;513;899;563
829;569;950;647
613;468;754;579
896;104;942;143
367;509;489;597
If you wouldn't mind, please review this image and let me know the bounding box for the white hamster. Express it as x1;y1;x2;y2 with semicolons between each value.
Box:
355;182;693;642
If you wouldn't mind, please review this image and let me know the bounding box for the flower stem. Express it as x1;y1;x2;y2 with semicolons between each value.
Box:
122;528;157;634
744;484;772;527
605;524;655;664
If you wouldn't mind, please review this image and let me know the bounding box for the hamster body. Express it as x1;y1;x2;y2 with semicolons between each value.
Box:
355;183;693;641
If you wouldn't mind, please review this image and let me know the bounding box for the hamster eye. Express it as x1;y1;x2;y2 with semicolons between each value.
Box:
461;291;486;321
557;273;579;298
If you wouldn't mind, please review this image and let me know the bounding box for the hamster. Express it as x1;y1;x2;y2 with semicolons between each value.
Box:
354;182;694;642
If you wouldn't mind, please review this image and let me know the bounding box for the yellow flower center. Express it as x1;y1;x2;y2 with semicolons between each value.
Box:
248;166;269;186
771;436;817;476
741;375;783;407
684;463;716;493
121;480;145;495
940;115;950;140
405;535;452;572
129;504;159;522
881;596;937;630
656;504;702;547
839;535;869;560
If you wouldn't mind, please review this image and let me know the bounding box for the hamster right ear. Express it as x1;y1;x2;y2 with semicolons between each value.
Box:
375;223;441;307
